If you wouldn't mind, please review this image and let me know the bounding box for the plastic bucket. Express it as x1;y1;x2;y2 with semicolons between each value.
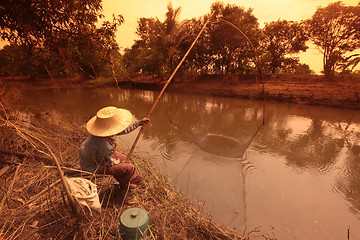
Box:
120;207;150;240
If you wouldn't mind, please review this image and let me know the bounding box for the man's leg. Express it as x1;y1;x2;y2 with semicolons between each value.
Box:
104;162;143;202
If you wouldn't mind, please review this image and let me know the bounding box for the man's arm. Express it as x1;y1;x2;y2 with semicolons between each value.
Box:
117;117;150;135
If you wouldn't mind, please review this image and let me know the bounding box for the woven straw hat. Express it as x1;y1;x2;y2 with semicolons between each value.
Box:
86;106;133;137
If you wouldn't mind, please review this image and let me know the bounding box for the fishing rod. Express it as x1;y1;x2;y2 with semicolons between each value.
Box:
164;19;266;159
126;12;215;159
127;14;266;159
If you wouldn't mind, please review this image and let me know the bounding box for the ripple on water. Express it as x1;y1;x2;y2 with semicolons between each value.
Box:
157;141;197;161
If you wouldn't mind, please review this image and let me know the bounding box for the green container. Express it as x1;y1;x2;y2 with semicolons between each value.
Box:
120;207;150;240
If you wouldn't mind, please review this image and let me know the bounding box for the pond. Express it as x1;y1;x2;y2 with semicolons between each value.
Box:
20;86;360;240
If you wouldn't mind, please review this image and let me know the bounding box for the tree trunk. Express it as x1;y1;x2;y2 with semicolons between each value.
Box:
323;49;335;79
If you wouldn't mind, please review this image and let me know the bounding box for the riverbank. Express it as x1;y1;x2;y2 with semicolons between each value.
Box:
124;74;360;110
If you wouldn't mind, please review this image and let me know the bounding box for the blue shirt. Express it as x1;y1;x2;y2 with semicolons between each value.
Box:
79;120;143;173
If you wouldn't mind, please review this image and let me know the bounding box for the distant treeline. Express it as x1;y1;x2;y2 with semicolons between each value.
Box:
0;1;359;81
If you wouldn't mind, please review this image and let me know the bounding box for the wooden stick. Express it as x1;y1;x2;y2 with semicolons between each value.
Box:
0;165;10;177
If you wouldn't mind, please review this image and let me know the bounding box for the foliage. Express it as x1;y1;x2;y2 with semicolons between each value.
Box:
0;45;34;76
262;20;308;74
124;17;164;76
208;2;262;75
123;1;359;79
124;2;263;79
292;62;314;75
0;0;124;80
305;1;360;78
0;0;102;45
123;3;192;79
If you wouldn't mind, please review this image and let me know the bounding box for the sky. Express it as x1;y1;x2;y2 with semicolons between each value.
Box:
101;0;360;74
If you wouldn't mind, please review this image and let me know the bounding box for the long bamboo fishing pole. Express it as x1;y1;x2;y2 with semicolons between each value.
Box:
126;13;214;159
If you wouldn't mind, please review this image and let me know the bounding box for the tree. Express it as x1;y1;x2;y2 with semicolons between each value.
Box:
0;0;102;46
0;0;124;79
162;3;190;72
305;1;360;78
263;20;308;74
124;3;191;79
123;17;164;76
0;45;33;76
292;62;314;75
182;17;209;74
71;15;124;78
203;2;263;75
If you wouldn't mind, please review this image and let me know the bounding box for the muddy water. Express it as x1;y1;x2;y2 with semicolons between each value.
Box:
20;87;360;239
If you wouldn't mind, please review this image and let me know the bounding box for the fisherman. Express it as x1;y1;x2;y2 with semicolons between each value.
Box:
79;106;149;203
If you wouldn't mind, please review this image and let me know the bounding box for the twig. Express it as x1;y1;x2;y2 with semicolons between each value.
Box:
0;165;21;211
0;165;10;177
23;179;61;206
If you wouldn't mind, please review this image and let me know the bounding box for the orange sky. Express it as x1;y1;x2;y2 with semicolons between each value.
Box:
101;0;359;73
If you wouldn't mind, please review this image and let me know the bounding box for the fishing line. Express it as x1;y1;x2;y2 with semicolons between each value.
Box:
127;14;266;160
165;18;265;159
163;97;263;159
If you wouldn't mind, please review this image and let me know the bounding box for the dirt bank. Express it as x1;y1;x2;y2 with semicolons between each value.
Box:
161;75;360;110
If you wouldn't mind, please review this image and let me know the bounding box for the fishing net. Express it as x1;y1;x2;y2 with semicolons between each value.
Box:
162;96;264;159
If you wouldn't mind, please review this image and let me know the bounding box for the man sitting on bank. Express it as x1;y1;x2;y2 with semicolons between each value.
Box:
79;106;149;203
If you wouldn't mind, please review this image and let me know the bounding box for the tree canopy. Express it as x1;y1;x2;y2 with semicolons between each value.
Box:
0;0;102;45
0;0;123;79
124;2;264;78
305;1;360;78
263;20;308;74
123;3;192;78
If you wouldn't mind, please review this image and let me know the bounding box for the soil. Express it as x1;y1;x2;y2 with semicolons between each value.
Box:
156;74;360;110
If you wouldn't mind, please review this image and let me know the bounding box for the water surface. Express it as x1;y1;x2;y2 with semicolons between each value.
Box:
20;87;360;239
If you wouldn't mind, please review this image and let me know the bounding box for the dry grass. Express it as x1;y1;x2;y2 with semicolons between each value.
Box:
0;86;260;239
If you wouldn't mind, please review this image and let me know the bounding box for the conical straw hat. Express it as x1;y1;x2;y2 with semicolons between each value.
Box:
86;106;133;137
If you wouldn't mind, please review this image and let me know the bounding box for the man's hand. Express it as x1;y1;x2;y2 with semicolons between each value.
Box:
141;117;150;125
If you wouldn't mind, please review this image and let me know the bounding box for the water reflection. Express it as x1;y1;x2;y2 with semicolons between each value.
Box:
255;103;359;172
19;87;360;239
